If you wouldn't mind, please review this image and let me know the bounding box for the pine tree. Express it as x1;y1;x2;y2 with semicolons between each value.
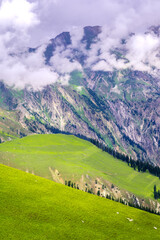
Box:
97;190;100;196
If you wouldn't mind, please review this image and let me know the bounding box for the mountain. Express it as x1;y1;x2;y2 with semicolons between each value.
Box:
1;163;160;240
0;26;160;164
1;134;160;212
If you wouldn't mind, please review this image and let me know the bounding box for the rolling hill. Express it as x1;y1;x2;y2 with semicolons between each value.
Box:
0;134;160;210
0;163;160;240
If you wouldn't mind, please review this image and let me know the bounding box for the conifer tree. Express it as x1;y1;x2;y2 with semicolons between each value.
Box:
97;190;100;196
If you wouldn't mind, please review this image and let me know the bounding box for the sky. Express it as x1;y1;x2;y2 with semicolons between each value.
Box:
30;0;160;46
0;0;160;89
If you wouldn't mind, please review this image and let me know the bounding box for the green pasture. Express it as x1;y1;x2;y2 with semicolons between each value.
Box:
0;134;160;200
0;164;160;240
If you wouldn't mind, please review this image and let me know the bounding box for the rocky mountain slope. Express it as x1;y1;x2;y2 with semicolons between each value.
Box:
0;26;160;164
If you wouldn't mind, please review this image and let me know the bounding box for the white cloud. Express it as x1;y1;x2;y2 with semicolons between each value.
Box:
92;60;113;72
126;34;159;61
0;0;40;53
0;0;39;30
87;29;160;74
0;0;73;89
50;46;83;74
124;33;160;72
1;0;160;89
0;46;60;89
29;0;160;46
70;26;84;48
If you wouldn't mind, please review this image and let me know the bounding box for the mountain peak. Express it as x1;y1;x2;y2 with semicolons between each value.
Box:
83;26;102;49
148;25;160;36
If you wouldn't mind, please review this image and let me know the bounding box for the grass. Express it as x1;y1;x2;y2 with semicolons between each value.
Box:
69;71;84;86
71;85;89;96
0;163;160;240
0;134;160;201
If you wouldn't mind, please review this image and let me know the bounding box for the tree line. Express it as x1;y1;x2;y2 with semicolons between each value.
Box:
65;180;160;215
90;139;160;179
42;122;160;179
28;116;160;178
154;185;160;199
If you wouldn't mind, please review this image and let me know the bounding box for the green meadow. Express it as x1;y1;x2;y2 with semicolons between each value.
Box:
0;164;160;240
0;134;160;200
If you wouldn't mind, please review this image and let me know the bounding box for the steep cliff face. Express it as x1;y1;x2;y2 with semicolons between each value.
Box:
0;26;160;164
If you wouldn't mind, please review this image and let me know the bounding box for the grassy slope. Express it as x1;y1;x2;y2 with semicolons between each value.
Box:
0;134;160;200
0;164;160;240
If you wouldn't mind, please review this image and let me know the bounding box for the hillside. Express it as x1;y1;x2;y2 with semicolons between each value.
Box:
0;134;160;211
0;163;160;240
0;107;30;142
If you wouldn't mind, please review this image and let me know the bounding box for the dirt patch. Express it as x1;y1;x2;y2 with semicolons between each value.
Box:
49;167;64;184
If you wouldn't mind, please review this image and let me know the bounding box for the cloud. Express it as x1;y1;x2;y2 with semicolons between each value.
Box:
125;33;160;72
0;0;75;89
50;52;83;74
88;31;160;74
70;26;84;49
0;0;39;52
1;0;160;89
0;46;60;90
0;0;39;30
30;0;160;45
92;60;113;72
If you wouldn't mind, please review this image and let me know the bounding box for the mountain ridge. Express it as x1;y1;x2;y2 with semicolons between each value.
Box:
0;26;160;164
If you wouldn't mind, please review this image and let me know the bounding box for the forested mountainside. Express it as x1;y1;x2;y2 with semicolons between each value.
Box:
0;26;160;164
